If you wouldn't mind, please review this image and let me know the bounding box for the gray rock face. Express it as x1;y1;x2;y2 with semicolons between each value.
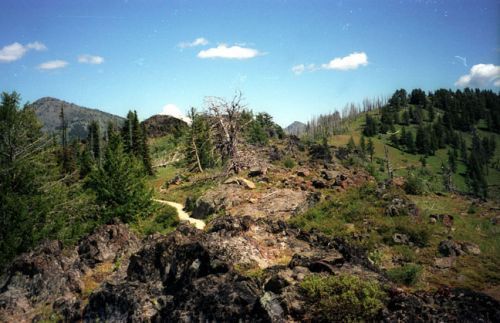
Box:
0;222;139;322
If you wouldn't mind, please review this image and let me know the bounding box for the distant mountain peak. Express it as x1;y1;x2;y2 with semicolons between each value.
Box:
31;97;124;139
284;121;306;136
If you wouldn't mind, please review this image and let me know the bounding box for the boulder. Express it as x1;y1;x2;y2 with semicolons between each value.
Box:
224;176;256;189
461;242;481;255
385;198;419;217
248;167;267;177
312;179;327;189
321;170;339;181
434;257;455;269
438;239;464;257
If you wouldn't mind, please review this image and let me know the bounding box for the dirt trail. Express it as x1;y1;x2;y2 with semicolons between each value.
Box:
153;199;205;230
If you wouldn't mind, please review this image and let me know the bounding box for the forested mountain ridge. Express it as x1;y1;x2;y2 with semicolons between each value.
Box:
31;97;125;139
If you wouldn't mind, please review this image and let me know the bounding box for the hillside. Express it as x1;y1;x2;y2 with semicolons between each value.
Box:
141;114;189;138
1;90;499;322
31;97;125;139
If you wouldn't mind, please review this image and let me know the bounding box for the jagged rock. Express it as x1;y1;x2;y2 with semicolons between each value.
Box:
78;221;140;267
384;287;500;322
393;233;410;245
224;176;256;189
321;170;339;181
438;239;465;257
461;242;481;255
385;197;419;217
430;214;454;227
191;196;217;219
312;179;326;189
248;167;267;177
491;215;500;225
0;223;139;322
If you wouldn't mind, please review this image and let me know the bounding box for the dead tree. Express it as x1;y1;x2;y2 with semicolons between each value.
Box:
205;92;246;174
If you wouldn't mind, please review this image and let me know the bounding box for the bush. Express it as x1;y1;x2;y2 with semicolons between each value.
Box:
283;157;296;169
404;172;426;195
301;274;386;322
387;264;422;286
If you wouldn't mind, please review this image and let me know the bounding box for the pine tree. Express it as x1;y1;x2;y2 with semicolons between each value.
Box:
405;130;416;154
87;138;152;222
367;138;375;162
402;110;410;125
359;136;366;157
415;124;429;155
59;106;76;174
87;121;101;164
185;108;217;172
140;123;153;175
363;114;378;137
448;149;457;173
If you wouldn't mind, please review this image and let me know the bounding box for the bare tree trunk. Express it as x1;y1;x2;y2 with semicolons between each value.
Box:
192;135;203;173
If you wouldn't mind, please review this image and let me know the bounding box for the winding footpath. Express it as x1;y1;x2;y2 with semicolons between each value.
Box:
153;199;206;230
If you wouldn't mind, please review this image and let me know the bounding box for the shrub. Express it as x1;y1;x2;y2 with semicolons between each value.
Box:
404;172;426;195
283;157;296;169
387;264;422;286
301;274;386;322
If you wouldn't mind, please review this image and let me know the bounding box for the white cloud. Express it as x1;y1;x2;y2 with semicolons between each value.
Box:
321;52;368;70
454;55;467;67
197;44;261;59
292;63;317;75
292;64;305;75
178;37;209;49
160;103;192;124
0;41;46;63
455;63;500;88
78;54;104;64
37;60;68;70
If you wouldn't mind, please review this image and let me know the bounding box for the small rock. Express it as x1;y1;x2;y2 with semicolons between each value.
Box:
248;167;267;177
224;177;256;189
434;257;455;269
312;179;326;189
393;233;410;245
296;169;310;177
461;242;481;255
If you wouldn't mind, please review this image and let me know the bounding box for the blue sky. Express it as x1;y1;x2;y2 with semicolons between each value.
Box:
0;0;499;126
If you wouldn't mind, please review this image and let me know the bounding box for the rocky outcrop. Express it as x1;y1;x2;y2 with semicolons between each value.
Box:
0;222;139;322
1;217;498;322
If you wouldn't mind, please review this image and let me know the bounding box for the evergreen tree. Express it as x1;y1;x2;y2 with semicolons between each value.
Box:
389;133;399;148
405;130;416;154
399;127;407;147
140;123;153;175
87;121;101;164
401;110;410;125
359;136;366;157
59;106;76;174
363;114;378;137
415;124;429;155
448;149;457;173
87;138;152;223
367;138;375;162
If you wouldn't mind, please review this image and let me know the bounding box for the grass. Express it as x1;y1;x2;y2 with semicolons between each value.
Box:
300;274;386;322
130;202;180;236
290;182;500;292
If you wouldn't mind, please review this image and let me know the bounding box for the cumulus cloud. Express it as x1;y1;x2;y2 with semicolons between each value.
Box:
178;37;209;49
78;54;104;64
37;60;68;70
321;52;368;71
293;52;368;75
0;41;47;63
197;44;261;59
291;63;317;75
292;64;305;75
455;64;500;88
160;104;192;124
